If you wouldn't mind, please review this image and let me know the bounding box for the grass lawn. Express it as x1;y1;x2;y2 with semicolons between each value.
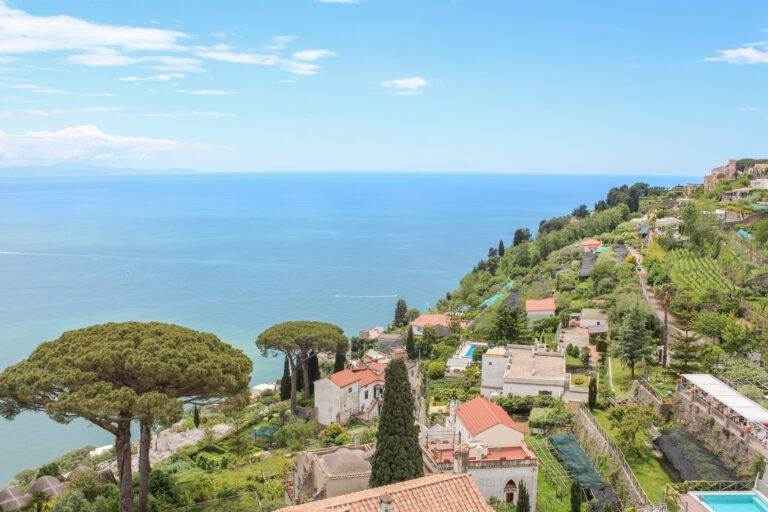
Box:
608;358;634;394
592;410;674;503
646;366;677;398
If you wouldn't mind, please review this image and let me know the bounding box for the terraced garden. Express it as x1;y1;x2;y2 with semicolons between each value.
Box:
668;249;734;294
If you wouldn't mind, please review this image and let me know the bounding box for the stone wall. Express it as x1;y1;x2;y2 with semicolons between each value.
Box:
672;399;757;477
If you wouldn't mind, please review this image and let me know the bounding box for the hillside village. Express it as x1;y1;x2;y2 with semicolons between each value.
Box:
4;159;768;512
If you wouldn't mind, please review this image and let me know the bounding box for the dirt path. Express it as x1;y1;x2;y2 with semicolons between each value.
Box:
627;245;705;361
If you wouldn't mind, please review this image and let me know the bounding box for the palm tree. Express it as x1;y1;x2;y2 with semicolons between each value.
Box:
656;283;676;366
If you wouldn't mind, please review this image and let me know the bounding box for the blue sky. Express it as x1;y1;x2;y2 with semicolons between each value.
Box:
0;0;766;175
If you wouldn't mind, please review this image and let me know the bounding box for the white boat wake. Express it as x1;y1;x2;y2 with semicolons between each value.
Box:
332;294;398;298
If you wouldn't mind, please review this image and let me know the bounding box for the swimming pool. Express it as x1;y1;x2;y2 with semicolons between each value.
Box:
464;344;478;358
693;492;768;512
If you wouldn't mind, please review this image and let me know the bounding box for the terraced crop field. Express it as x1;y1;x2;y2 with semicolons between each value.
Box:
668;249;734;294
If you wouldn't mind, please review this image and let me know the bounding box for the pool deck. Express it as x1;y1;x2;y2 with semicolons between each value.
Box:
680;495;709;512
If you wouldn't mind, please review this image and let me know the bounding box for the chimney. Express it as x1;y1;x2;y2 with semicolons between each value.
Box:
379;494;395;512
453;443;469;474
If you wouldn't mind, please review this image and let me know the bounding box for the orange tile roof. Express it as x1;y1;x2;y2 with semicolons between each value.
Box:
329;364;386;388
580;239;602;248
456;396;519;437
427;444;532;463
525;296;556;312
411;314;452;328
278;473;493;511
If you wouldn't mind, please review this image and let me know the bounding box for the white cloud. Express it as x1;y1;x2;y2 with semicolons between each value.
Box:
7;83;112;96
265;36;296;51
0;106;123;117
740;106;758;112
292;49;338;61
145;56;204;72
146;110;233;118
380;76;428;95
0;2;337;82
0;124;190;165
0;1;187;54
66;51;204;72
193;44;279;65
118;73;185;82
176;88;229;95
280;60;320;76
706;40;768;64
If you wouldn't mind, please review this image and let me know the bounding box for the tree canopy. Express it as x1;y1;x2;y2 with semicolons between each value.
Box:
256;321;347;413
0;321;252;512
369;359;422;487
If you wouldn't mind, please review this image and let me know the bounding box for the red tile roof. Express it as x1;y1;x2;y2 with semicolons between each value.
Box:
427;443;532;463
278;473;493;511
580;239;602;249
329;363;386;388
456;396;519;437
411;314;453;328
525;296;556;313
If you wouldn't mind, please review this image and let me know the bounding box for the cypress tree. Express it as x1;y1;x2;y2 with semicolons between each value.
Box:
333;345;346;373
369;359;422;487
192;406;200;428
307;352;321;396
570;481;582;512
393;299;408;328
405;327;415;359
498;239;505;257
588;377;597;411
516;481;530;512
280;357;291;401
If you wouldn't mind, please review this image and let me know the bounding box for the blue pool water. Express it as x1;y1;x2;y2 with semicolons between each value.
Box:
696;492;768;512
464;343;480;358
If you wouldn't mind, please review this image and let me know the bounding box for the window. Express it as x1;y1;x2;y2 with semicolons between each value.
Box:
364;390;369;400
347;387;352;393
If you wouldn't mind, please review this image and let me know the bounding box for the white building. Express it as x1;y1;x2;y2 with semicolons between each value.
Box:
314;363;386;426
481;344;571;399
578;308;608;335
422;396;538;507
358;327;384;340
751;179;768;190
314;360;421;426
525;297;557;325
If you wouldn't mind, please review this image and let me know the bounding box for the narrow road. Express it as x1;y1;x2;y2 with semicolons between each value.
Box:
628;246;686;339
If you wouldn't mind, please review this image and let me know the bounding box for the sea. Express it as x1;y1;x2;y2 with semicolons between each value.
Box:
0;171;686;483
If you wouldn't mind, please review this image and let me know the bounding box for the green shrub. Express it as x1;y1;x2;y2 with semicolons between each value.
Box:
427;360;446;379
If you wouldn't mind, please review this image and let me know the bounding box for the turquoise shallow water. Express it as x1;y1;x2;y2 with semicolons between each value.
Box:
697;493;768;512
0;172;684;483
